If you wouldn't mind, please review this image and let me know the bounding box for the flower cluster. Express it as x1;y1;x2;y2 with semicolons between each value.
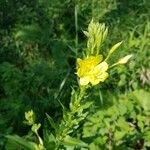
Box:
76;20;132;86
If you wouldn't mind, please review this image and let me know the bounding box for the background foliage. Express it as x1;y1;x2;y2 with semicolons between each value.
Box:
0;0;150;149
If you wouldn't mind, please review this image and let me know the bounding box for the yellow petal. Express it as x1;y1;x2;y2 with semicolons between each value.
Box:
93;62;108;73
80;76;90;86
89;75;100;85
93;55;103;64
89;71;109;85
98;72;109;82
77;55;103;78
77;66;90;77
87;55;103;66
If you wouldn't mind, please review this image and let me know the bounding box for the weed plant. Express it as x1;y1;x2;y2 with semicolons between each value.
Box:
0;0;150;149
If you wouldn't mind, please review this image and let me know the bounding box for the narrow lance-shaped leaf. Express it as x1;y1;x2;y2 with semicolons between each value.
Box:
105;41;123;61
103;27;108;41
6;135;37;150
46;113;57;131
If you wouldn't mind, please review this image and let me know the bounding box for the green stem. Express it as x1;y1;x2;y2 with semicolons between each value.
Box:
75;1;78;57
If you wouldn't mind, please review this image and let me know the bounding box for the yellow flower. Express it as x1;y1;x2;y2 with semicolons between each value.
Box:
77;55;109;86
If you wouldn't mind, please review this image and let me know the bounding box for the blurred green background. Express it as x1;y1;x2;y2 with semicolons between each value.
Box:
0;0;150;149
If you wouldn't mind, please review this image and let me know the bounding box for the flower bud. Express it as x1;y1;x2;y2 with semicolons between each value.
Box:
118;54;133;64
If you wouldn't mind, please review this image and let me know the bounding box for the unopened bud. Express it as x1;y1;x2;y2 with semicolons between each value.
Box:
118;54;133;64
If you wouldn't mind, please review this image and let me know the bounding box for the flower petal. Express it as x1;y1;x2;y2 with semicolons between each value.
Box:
80;76;90;86
98;72;109;82
89;75;100;85
87;55;103;66
94;62;108;72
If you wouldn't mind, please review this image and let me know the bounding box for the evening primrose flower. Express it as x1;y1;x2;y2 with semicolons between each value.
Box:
77;55;109;86
76;20;132;86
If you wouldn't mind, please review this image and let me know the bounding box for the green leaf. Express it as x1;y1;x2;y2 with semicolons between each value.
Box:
43;129;56;150
117;117;129;131
118;74;126;87
114;131;126;141
43;129;56;143
62;136;88;147
105;41;123;61
133;90;150;111
118;104;127;115
143;130;150;146
6;135;37;150
63;107;71;122
15;25;42;42
46;113;57;130
81;101;93;109
70;88;78;112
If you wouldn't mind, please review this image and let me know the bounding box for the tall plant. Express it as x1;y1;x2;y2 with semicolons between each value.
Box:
6;20;132;150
